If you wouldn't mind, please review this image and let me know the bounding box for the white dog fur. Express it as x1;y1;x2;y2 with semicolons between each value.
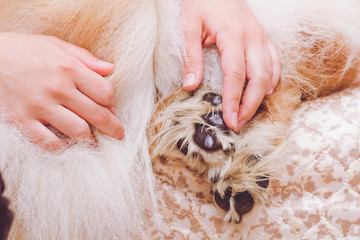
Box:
0;0;359;239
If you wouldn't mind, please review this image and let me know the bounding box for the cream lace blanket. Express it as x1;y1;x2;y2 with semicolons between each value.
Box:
152;87;360;239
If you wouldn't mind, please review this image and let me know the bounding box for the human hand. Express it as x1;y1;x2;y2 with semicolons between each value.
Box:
182;0;281;132
0;32;124;151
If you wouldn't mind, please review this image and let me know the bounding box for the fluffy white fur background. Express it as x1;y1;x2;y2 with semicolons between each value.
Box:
0;0;359;239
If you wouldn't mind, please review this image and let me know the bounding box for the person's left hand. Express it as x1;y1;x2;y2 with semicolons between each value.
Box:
182;0;281;132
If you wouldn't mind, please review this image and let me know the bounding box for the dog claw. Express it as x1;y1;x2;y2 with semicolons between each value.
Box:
176;138;189;155
256;175;269;189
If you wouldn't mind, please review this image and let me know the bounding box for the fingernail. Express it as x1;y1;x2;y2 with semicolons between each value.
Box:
266;88;274;95
237;120;247;131
98;60;114;68
183;73;196;87
231;112;238;130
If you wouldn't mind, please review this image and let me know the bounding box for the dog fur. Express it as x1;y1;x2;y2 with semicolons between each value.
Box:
0;0;359;239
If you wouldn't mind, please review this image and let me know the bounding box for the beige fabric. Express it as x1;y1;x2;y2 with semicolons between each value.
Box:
152;87;360;239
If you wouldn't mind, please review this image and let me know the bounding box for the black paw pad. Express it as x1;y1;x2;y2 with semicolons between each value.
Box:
233;191;254;223
203;93;222;106
176;138;189;155
203;112;230;133
256;175;269;189
214;187;232;211
194;112;231;151
194;124;221;151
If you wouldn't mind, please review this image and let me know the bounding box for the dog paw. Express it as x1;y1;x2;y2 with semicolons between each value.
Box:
172;91;236;175
213;187;254;224
151;87;280;223
211;172;270;223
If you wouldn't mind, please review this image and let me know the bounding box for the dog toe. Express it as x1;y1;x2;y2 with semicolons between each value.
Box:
194;124;221;151
214;187;232;211
202;93;222;106
233;191;254;223
213;185;255;224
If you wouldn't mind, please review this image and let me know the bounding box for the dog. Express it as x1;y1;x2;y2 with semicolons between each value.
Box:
0;0;359;239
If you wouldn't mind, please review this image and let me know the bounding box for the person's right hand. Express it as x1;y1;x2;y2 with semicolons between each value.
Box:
181;0;281;132
0;32;124;151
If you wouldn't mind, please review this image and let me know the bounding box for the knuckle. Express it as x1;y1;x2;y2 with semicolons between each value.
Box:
229;98;241;108
45;78;62;92
257;70;273;89
29;100;54;116
216;32;232;52
222;23;247;40
232;71;245;81
185;55;200;66
183;20;201;39
225;70;244;82
43;78;70;100
184;27;200;40
257;71;271;82
27;94;46;109
55;56;76;74
77;48;93;60
93;108;111;125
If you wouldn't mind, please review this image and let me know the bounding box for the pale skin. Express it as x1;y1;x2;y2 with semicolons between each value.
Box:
0;0;280;150
182;0;281;132
0;32;124;150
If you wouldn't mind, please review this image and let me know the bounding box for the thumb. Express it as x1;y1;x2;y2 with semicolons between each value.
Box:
182;19;204;91
46;36;114;76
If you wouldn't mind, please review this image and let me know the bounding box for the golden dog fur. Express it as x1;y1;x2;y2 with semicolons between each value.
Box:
0;0;359;239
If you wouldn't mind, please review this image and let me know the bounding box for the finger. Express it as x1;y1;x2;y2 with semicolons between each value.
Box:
64;91;124;140
263;42;275;95
182;13;204;91
217;34;246;132
73;68;116;110
43;105;92;140
236;78;267;130
267;41;281;93
237;45;272;129
46;36;115;76
23;120;66;151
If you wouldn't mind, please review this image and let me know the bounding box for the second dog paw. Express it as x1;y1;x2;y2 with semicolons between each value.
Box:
212;174;270;223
